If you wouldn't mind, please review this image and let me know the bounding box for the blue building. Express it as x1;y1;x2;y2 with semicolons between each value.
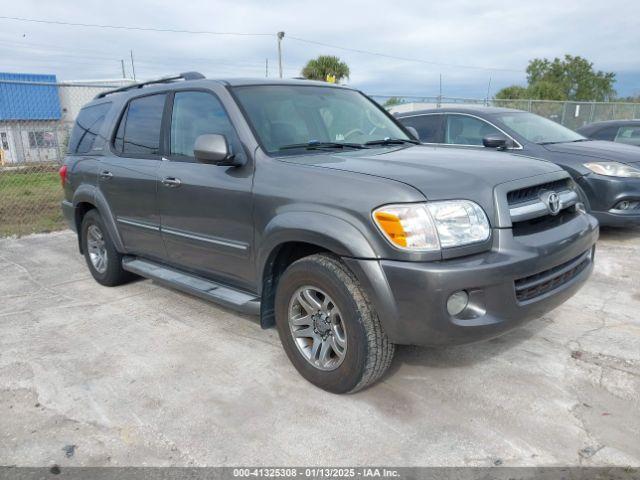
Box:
0;72;62;164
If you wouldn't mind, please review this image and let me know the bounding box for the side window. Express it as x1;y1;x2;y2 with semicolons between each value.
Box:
114;94;166;156
445;114;500;146
400;115;443;143
591;125;619;141
68;103;111;154
170;91;243;159
614;126;640;146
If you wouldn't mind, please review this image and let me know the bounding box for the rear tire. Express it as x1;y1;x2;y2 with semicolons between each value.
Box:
81;209;133;287
275;253;395;393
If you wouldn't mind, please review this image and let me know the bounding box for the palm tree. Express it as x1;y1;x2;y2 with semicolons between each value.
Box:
301;56;350;83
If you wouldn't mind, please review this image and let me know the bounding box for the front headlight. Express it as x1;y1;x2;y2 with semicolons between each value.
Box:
584;162;640;178
373;200;490;251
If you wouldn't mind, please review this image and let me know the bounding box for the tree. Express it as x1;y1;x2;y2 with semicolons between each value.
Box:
382;96;404;108
526;80;566;101
301;55;350;83
495;55;616;101
618;95;640;103
494;85;529;100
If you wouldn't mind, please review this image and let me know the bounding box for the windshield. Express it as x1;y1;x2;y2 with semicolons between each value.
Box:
494;112;585;144
232;85;411;154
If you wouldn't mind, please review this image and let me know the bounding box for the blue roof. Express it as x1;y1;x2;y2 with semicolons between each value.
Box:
0;72;61;121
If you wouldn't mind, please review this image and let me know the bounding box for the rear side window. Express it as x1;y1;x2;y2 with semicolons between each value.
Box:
68;102;111;154
400;114;443;143
113;94;166;156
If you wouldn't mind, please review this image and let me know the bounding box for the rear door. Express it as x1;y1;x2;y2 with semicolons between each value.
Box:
99;93;167;261
158;90;254;290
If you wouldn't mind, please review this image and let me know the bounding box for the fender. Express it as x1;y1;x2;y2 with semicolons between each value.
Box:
72;184;126;253
257;211;378;285
256;211;403;336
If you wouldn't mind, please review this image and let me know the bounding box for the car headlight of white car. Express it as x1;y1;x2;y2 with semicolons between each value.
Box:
373;200;491;251
584;161;640;178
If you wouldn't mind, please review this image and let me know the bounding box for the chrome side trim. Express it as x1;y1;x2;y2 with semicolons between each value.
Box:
161;227;248;250
509;190;578;223
117;217;161;232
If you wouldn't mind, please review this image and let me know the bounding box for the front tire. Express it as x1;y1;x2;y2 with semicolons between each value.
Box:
81;209;133;287
275;253;395;393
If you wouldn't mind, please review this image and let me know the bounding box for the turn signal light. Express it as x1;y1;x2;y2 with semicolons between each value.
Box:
373;211;407;247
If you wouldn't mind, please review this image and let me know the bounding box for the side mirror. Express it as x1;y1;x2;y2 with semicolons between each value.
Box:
193;134;239;166
405;126;420;141
482;134;510;150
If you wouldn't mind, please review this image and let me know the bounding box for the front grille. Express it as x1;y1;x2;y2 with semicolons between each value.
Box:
507;179;572;205
512;207;579;236
514;249;592;302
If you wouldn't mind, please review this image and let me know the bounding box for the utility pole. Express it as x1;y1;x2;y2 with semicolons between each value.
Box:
265;58;269;78
438;74;442;108
277;31;285;78
121;59;126;79
485;76;492;106
130;50;137;81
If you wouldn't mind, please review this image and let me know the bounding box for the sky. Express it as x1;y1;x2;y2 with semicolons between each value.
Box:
1;0;639;99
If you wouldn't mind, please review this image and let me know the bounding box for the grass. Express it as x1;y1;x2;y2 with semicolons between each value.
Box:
0;165;67;237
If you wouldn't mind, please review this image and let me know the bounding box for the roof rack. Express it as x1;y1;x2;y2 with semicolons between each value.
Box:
94;71;205;99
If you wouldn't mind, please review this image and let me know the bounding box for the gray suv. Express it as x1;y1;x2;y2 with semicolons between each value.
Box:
61;73;599;393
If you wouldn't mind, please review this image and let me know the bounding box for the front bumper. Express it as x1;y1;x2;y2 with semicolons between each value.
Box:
578;174;640;227
345;212;599;347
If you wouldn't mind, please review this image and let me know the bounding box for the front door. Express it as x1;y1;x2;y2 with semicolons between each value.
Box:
158;90;254;290
99;93;167;261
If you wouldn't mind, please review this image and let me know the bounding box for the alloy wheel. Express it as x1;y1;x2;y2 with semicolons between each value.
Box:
288;286;347;371
87;224;108;274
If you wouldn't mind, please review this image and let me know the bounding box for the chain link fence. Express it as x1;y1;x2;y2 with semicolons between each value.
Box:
372;95;640;130
0;80;126;237
1;80;640;237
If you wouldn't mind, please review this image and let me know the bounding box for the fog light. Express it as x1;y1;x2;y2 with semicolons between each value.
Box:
447;290;469;316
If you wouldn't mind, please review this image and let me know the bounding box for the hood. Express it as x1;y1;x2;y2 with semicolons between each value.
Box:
282;145;563;207
543;140;640;166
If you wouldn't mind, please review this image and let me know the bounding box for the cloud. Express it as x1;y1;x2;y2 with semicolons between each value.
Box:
1;0;639;97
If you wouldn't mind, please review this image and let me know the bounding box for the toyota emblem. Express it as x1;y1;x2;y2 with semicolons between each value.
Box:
540;191;562;216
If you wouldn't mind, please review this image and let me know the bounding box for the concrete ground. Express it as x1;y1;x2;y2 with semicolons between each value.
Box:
1;229;639;468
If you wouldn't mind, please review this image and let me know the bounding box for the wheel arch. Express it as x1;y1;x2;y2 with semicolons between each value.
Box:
72;185;125;253
257;212;378;329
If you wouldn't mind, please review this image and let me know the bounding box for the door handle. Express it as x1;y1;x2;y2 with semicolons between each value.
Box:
99;170;113;179
161;177;182;187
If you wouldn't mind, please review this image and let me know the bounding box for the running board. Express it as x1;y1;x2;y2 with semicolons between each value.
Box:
122;256;260;316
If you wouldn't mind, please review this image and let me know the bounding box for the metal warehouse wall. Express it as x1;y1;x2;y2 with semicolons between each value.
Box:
0;73;62;121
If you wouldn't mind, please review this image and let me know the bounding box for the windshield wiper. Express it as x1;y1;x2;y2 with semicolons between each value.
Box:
279;141;367;151
538;139;590;145
364;137;420;146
